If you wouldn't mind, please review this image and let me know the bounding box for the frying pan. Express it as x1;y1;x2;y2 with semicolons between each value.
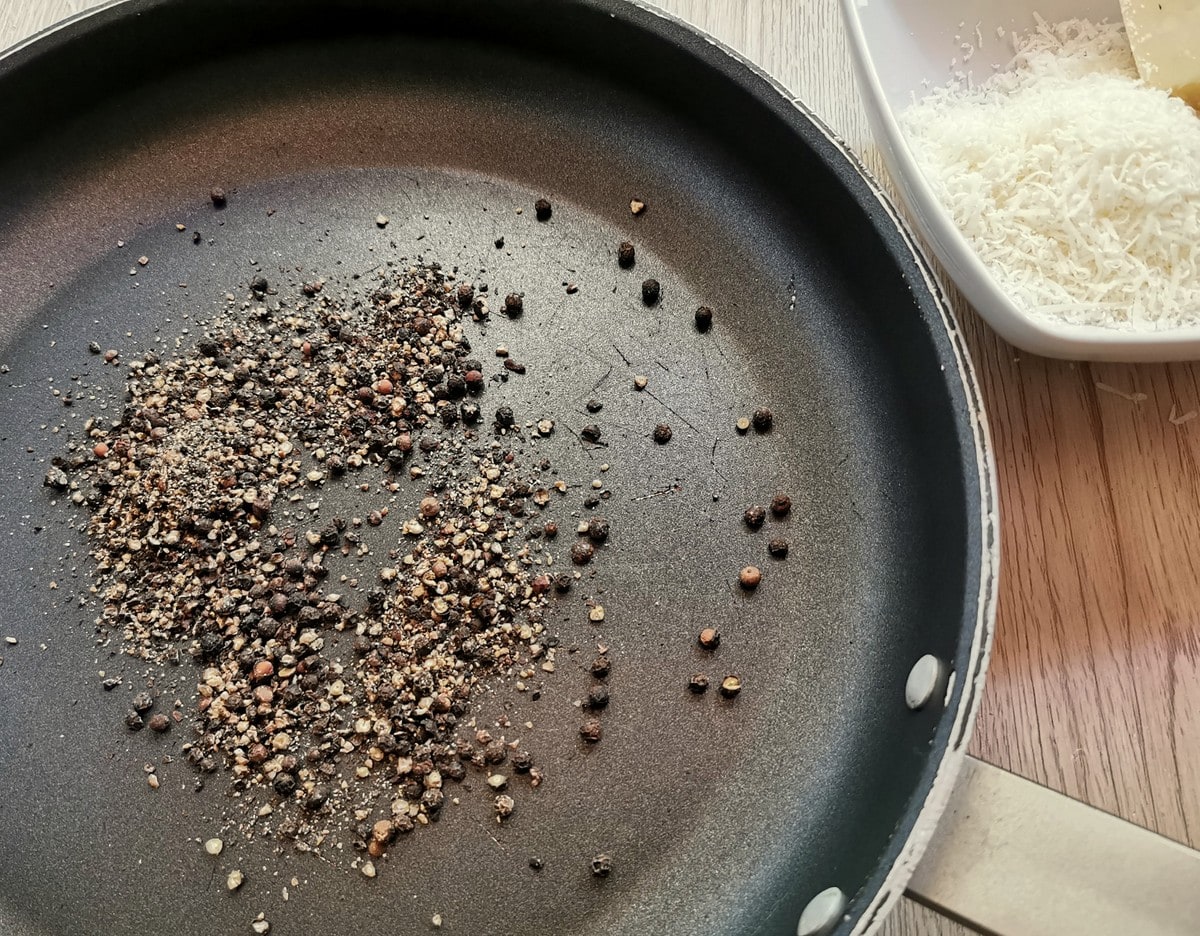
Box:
0;1;996;934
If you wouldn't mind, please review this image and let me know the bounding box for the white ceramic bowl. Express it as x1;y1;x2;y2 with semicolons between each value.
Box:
840;0;1200;361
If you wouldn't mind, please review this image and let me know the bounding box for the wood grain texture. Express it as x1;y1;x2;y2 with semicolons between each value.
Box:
4;2;1200;935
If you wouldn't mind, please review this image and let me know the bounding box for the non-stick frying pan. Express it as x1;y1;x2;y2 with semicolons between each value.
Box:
0;2;996;934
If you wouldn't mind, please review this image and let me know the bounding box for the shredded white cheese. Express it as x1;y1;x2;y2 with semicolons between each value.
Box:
901;17;1200;330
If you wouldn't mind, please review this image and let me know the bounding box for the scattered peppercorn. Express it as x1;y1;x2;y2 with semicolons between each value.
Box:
591;655;611;678
591;853;613;877
494;236;505;248
617;241;635;268
571;541;595;565
132;691;154;713
124;711;144;731
770;493;792;517
209;186;226;208
586;685;610;709
688;673;710;694
579;718;603;743
653;423;672;444
641;278;661;306
768;538;790;559
534;198;552;221
694;306;714;332
739;566;762;590
511;751;533;773
529;856;545;871
586;517;610;543
719;675;743;698
503;293;524;317
148;713;171;733
698;627;720;650
752;408;774;432
744;505;766;530
581;424;602;443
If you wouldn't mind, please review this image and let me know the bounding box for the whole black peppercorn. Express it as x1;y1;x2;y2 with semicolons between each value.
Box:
210;186;227;208
579;718;602;743
586;684;610;709
752;408;774;432
694;305;714;332
586;516;610;544
768;538;790;559
148;713;171;733
744;505;766;530
591;854;613;878
250;275;268;295
461;401;482;424
495;406;515;428
770;493;792;517
132;691;154;713
581;424;602;443
124;711;145;731
653;423;672;444
641;278;661;306
503;293;524;317
529;856;545;871
456;283;474;307
198;632;223;657
571;541;595;565
585;399;603;413
534;198;552;221
273;773;297;797
617;241;635;268
512;750;533;773
688;673;710;694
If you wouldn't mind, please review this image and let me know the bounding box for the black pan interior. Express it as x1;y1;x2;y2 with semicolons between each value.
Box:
0;2;985;935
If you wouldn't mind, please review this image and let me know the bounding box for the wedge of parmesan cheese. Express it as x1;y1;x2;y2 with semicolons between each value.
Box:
1120;0;1200;108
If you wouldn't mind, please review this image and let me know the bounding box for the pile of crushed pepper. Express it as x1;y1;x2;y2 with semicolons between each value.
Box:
49;261;595;854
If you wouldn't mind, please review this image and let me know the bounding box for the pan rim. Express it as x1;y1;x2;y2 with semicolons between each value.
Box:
0;2;1000;934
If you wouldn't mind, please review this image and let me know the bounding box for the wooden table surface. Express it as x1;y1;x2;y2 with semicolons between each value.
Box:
5;2;1199;934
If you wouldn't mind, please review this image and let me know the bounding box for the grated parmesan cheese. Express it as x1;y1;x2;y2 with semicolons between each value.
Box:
901;17;1200;330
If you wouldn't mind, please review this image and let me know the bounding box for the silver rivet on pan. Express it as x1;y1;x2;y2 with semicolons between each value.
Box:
797;886;847;936
905;654;947;710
